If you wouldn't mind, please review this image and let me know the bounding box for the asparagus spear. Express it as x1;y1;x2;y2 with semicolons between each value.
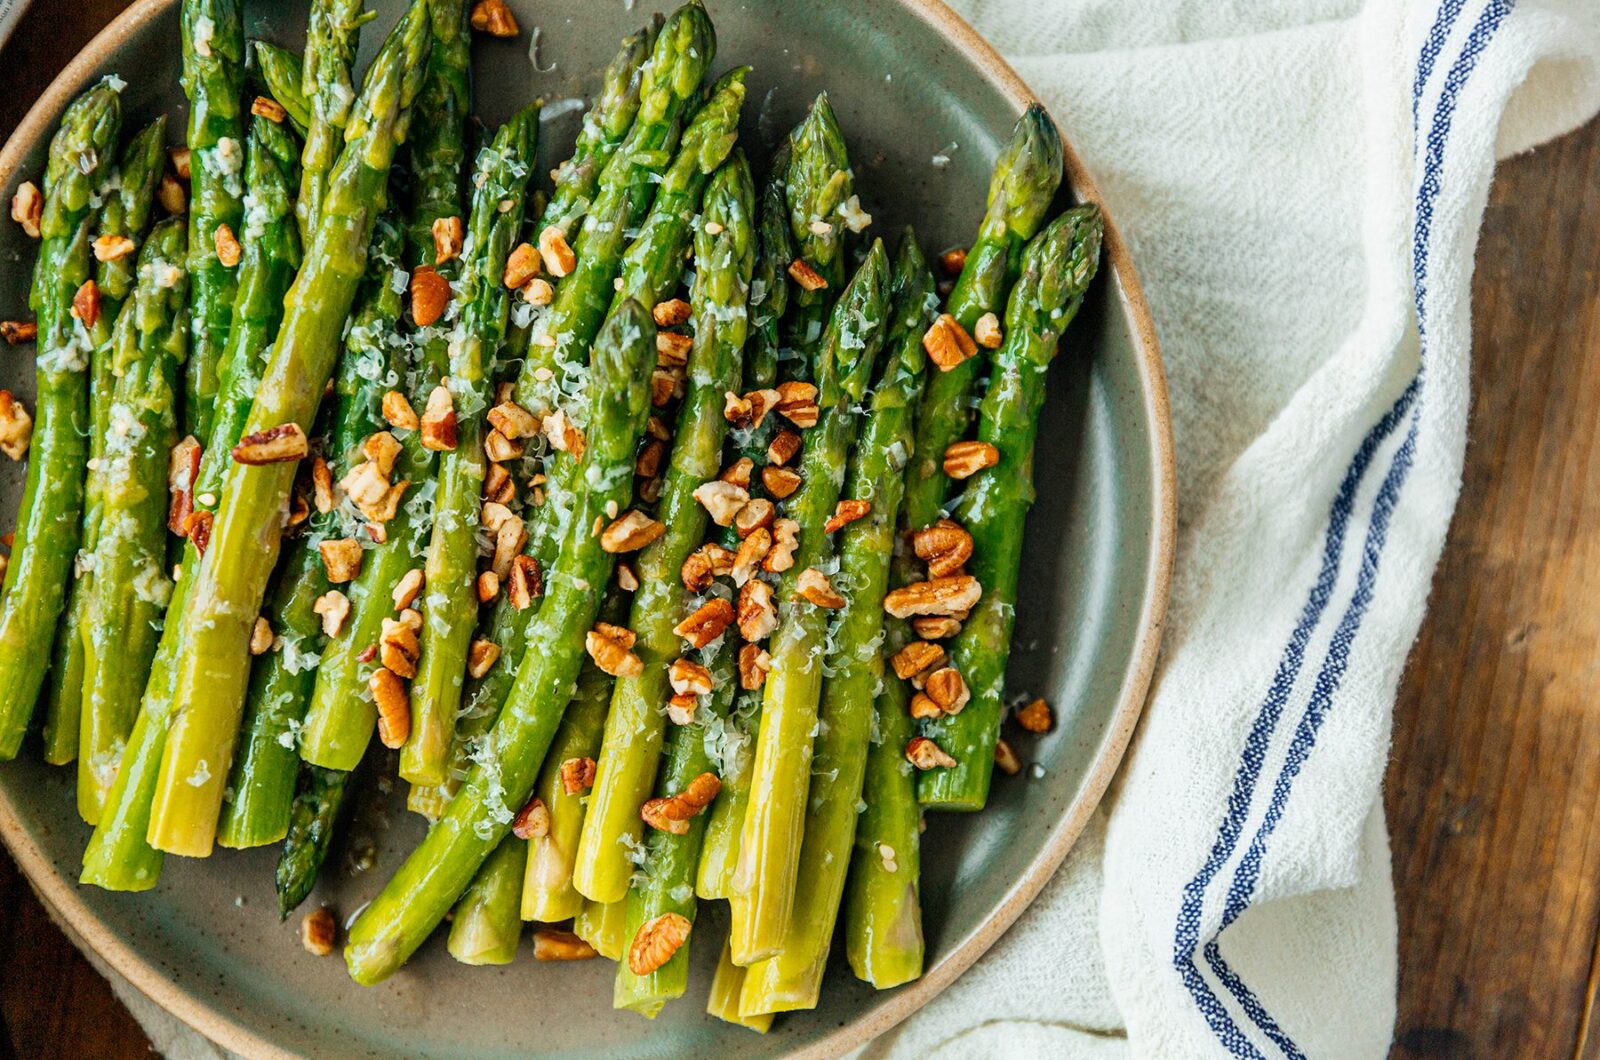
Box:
575;897;629;961
216;211;407;849
917;207;1103;810
250;41;312;133
44;116;166;774
0;79;121;761
730;240;892;965
447;831;527;965
76;216;189;831
121;0;430;862
779;94;853;368
401;105;541;786
519;584;628;922
297;0;470;772
842;243;940;991
738;232;933;1013
180;0;246;443
275;761;350;917
436;3;715;799
572;77;750;906
707;935;773;1033
296;0;373;244
344;301;657;985
899;105;1061;542
695;154;792;900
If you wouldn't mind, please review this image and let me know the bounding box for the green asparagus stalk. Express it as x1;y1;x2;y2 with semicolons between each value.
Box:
216;212;407;849
447;831;528;965
707;935;773;1033
250;41;312;133
0;79;121;762
917;207;1103;810
296;0;470;772
519;585;627;921
844;237;940;989
441;2;714;797
738;232;933;1013
130;0;431;860
343;301;657;985
76;217;189;836
900;105;1061;540
574;897;629;961
779;94;853;367
275;762;350;917
729;240;892;966
296;0;373;244
571;78;750;906
44;115;166;775
180;0;246;443
694;155;792;900
401;104;540;786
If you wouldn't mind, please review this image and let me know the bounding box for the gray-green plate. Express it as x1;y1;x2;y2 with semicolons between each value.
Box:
0;1;1174;1055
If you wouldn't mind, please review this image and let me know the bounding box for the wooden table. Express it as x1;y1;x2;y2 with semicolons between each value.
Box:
1;4;1597;1057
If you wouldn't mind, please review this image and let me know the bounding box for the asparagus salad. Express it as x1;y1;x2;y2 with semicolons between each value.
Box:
0;0;1102;1029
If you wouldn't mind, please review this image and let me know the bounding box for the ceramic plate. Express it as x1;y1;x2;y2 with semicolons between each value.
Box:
0;1;1174;1055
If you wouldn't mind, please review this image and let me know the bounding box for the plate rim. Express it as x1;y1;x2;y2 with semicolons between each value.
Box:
0;1;1176;1056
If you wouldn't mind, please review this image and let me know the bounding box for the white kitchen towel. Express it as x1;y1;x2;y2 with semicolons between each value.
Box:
99;0;1600;1058
864;0;1600;1057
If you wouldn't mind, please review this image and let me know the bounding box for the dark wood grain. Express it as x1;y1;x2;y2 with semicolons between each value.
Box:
2;3;1600;1058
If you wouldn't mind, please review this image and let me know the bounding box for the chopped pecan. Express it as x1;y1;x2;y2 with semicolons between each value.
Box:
786;258;827;292
994;737;1022;776
635;438;666;479
923;313;977;370
736;579;778;641
391;568;424;611
432;215;463;265
491;513;527;580
470;0;520;36
71;280;101;329
824;499;871;533
675;597;736;648
314;590;352;637
601;510;666;553
184;510;214;555
739;643;771;690
650;367;683;407
382;390;419;431
301;908;335;956
92;234;135;262
477;569;500;603
508;554;542;610
157;172;186;214
913;520;974;577
380;616;420;678
774;381;820;428
523;276;554;306
364;429;402;475
168;146;192;180
883;575;981;619
10;181;41;238
232;423;308;465
731;526;770;587
586;622;643;678
251;95;287;123
542;408;585;459
656;330;693;367
766;429;802;467
560;756;597;795
653;298;691;327
483;429;523;463
467;638;501;679
410;266;450;328
487;399;539;439
167;435;201;532
1016;697;1054;733
909;692;942;720
628;912;693;976
796;567;846;608
891;641;946;681
483;461;514;505
913;615;963;640
906;735;958;770
0;321;37;346
617;562;639;591
666;693;697;726
310;456;335;514
420;385;458;451
939;246;968;276
646;414;673;442
943;440;999;479
249;616;274;656
924;667;971;713
761;465;801;499
0;392;30;463
532;928;597;961
973;311;1003;349
213;223;241;268
763;518;799;574
371;668;410;748
668;657;714;696
734;498;774;538
720;456;754;490
681;542;735;592
693;480;749;527
640;772;721;835
538;224;576;277
511;795;550;840
318;537;363;583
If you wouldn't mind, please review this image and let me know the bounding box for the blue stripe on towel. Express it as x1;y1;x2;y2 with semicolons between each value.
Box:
1171;0;1514;1054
